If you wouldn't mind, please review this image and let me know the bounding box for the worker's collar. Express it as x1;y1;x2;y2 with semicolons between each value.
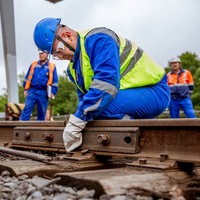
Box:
170;68;184;74
38;60;49;66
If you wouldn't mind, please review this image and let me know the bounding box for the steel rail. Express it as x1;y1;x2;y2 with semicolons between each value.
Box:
0;119;199;164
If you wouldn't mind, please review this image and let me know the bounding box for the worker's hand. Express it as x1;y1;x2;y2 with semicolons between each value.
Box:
49;93;55;99
24;91;28;97
63;114;87;152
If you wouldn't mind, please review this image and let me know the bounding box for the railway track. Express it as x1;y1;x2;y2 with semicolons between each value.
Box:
0;119;199;199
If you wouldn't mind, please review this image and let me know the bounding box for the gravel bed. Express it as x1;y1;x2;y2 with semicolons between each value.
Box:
0;170;158;200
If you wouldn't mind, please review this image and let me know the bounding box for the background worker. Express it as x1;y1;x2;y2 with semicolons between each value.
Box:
20;49;58;121
33;18;170;152
167;56;196;118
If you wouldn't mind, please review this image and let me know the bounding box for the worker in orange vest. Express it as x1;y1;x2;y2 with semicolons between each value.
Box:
167;56;196;118
20;49;58;120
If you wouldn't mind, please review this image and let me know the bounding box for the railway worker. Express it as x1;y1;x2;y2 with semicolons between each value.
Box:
33;18;170;152
167;56;196;118
20;49;58;121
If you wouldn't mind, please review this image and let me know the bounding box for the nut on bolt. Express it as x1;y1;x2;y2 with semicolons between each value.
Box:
97;134;110;145
43;132;54;142
160;153;168;162
24;132;31;140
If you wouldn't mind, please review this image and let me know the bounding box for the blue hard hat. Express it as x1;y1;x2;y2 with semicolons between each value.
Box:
33;18;61;54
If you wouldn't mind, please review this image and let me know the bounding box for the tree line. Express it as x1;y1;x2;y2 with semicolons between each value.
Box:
0;51;200;116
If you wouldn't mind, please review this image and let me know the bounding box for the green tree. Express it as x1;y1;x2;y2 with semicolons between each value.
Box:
179;52;200;76
0;90;7;112
179;52;200;109
192;67;200;109
49;71;78;116
18;72;26;104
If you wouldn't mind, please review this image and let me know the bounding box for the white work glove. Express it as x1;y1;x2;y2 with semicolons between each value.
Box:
63;114;87;152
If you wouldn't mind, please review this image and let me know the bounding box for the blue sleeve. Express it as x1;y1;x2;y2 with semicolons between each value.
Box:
51;65;58;95
74;33;120;121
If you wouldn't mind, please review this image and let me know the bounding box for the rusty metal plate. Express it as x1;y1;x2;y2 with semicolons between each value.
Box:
12;126;141;155
81;127;140;154
0;121;65;147
126;157;177;170
12;127;64;149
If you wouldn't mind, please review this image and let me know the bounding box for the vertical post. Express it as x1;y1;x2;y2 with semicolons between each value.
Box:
0;0;19;103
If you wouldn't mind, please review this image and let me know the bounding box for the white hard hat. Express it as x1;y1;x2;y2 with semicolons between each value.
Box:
38;49;44;54
169;56;181;63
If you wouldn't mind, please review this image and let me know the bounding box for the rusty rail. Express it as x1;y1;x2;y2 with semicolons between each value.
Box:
0;119;199;164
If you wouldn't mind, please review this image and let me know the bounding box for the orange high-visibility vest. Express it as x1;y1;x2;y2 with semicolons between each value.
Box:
25;61;55;90
167;70;194;86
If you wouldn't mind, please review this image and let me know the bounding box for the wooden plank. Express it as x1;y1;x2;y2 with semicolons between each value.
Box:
55;167;200;196
55;168;174;195
0;158;121;178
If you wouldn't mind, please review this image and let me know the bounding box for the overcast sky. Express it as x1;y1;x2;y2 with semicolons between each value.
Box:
0;0;200;95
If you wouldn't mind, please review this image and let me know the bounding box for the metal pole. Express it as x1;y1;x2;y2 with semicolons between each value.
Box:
0;0;19;103
0;146;52;162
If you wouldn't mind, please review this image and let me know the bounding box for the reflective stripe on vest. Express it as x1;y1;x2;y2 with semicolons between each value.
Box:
69;28;165;93
24;61;55;90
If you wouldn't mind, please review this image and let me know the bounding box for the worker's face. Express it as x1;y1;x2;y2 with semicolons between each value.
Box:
39;52;48;62
52;29;75;61
170;62;181;70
